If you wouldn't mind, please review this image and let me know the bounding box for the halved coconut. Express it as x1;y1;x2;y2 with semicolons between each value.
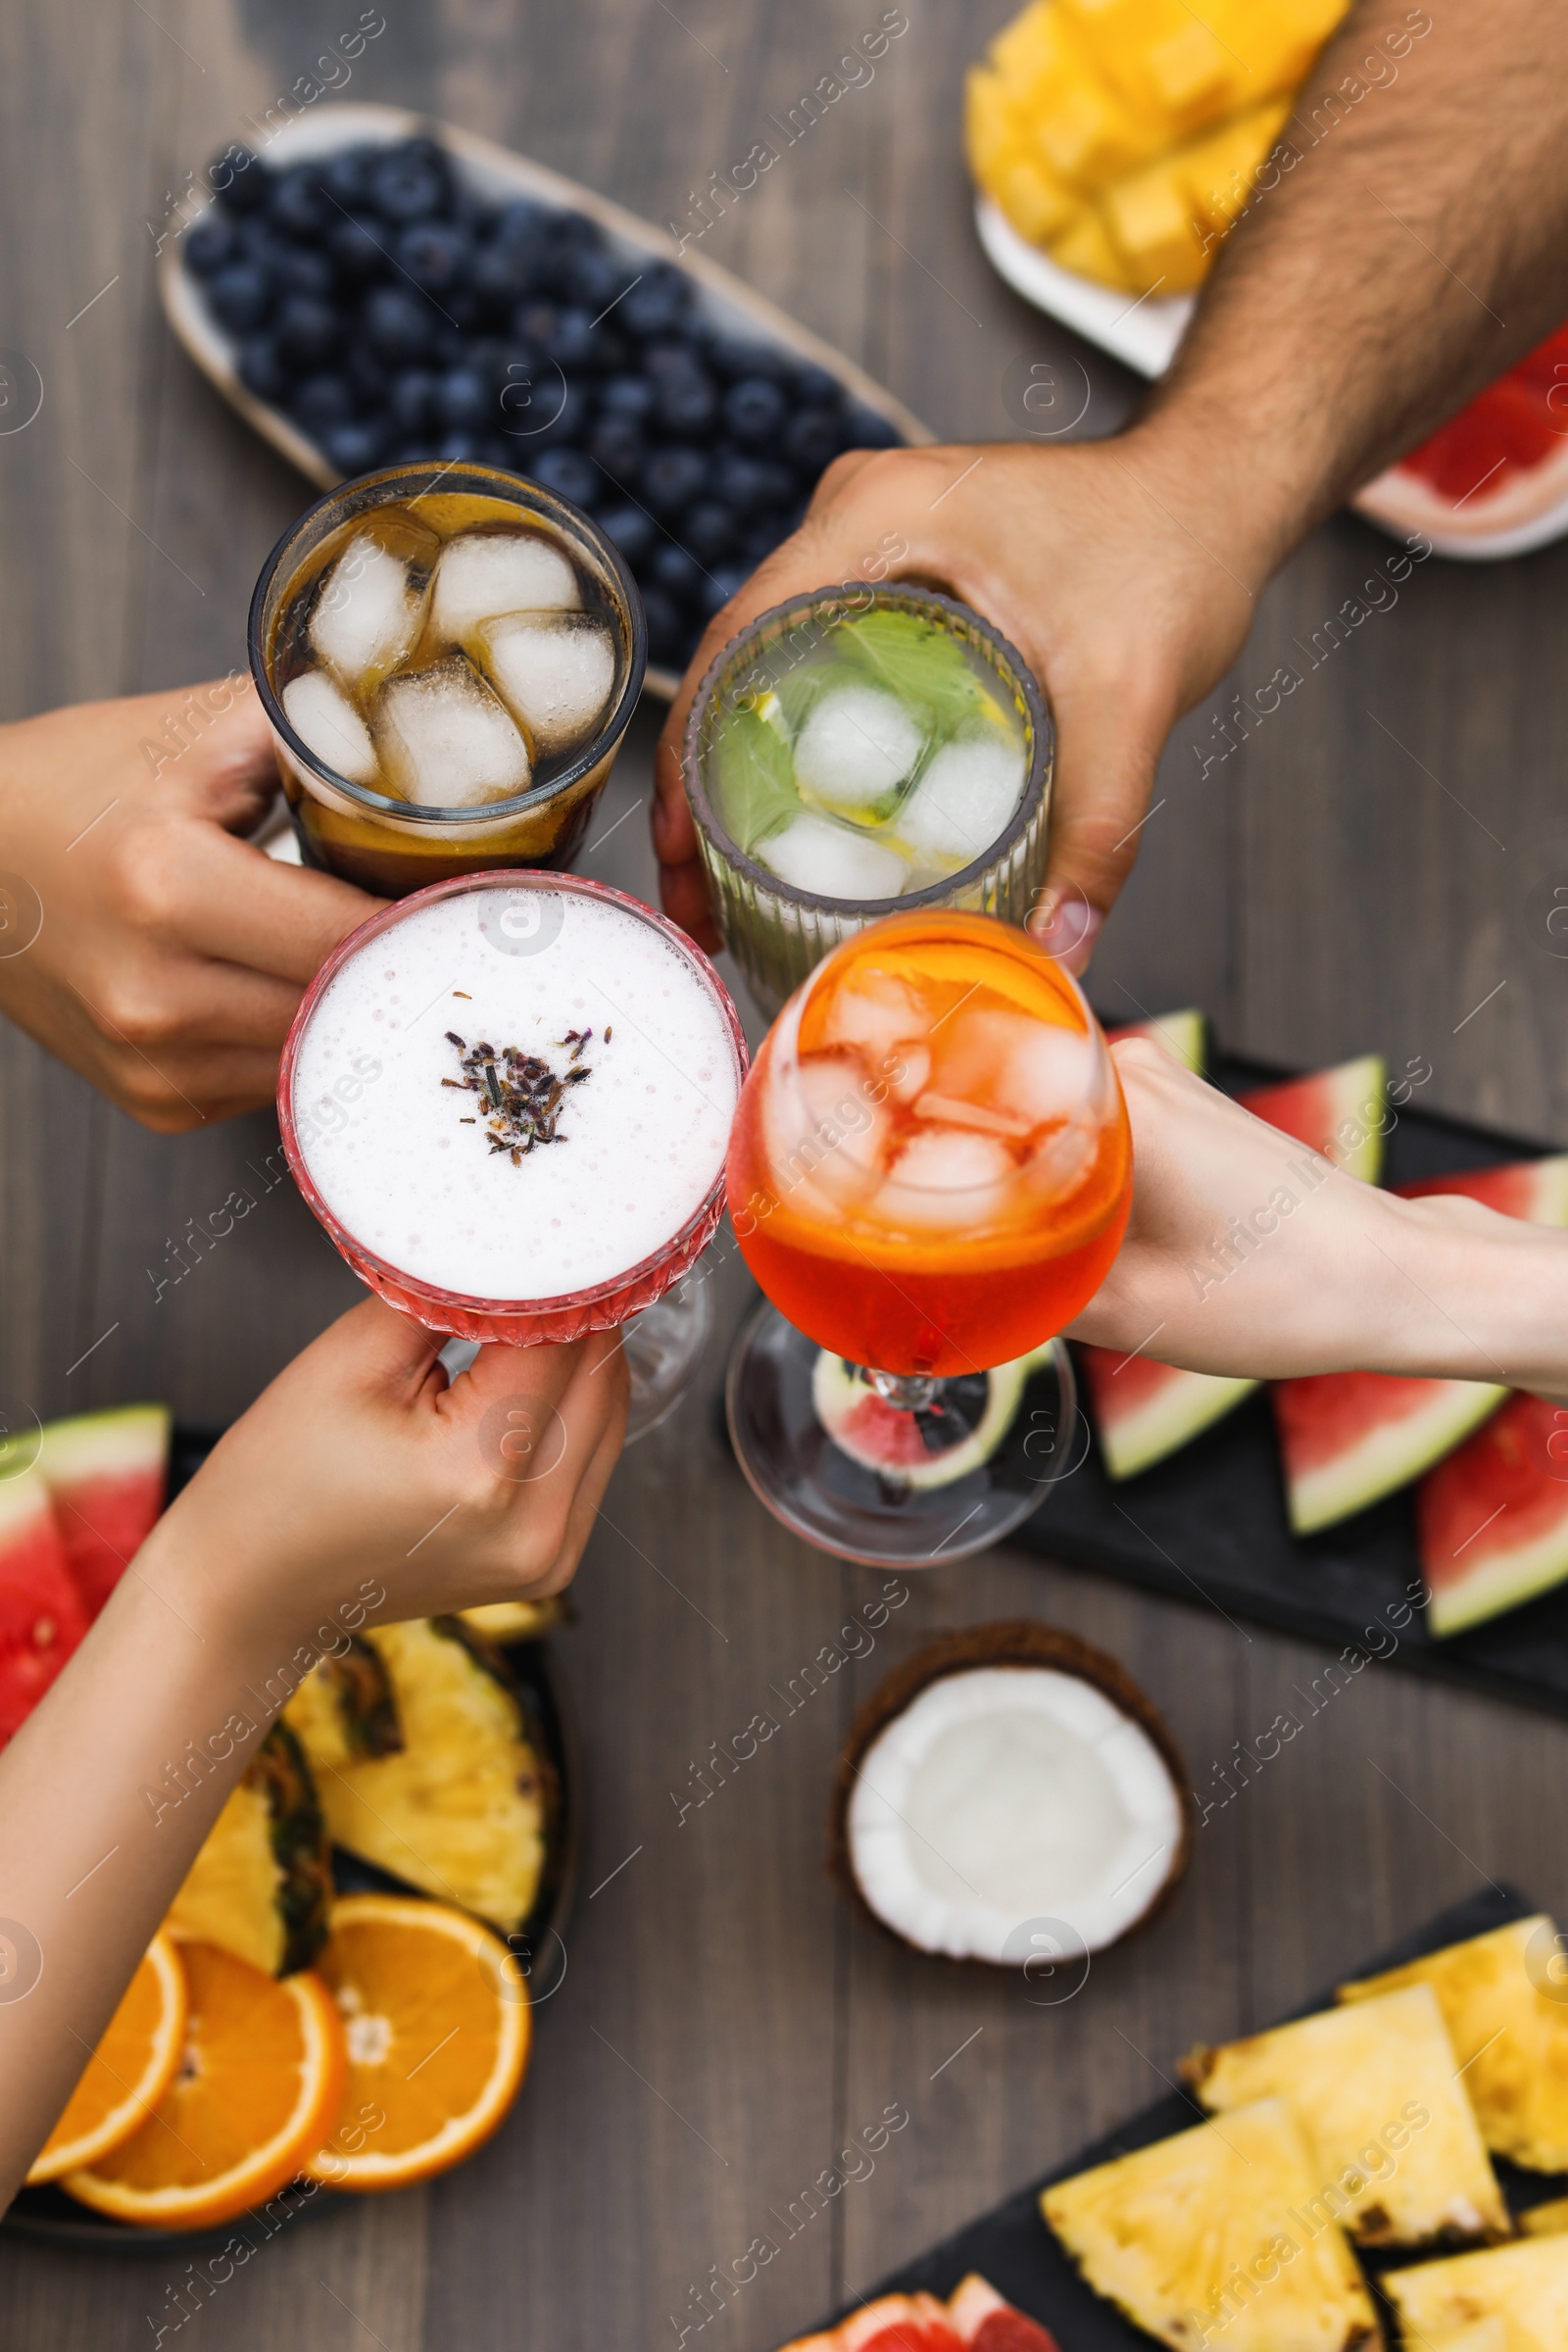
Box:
830;1623;1189;1965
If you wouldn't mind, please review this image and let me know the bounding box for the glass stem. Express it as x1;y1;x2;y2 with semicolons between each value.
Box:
868;1369;940;1413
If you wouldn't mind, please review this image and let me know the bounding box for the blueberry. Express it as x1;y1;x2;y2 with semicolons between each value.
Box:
711;452;792;513
397;222;469;294
292;373;355;433
698;560;751;618
641;446;708;515
841;404;903;451
792;363;841;408
320;149;374;210
620;264;692;339
327;215;390;283
184;213;237;276
530;446;601;510
722;376;788;448
544;306;596;371
493;197;551;249
588;416;646;483
236;334;286;402
389;367;436;432
274;295;340;370
434;367;493;432
707;335;787;382
364;286;435;364
269;165;329;240
742;517;789;562
324;419;389;476
640;588;688;666
783;406;843;477
600;372;658;421
652;542;706;602
530;382;593;448
368;144;450;224
435;431;483;464
515;300;560;350
472;240;539;312
642;339;700;383
566;253;633;315
211;146;268;216
207;262;273;334
272;243;334;301
683;499;737;561
348;346;392;408
658;369;717;435
598;503;657;566
430;321;470;366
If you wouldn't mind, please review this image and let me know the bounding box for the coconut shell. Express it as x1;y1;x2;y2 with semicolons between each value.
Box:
829;1620;1192;1967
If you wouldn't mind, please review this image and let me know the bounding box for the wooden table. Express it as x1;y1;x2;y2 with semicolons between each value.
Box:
5;4;1568;2346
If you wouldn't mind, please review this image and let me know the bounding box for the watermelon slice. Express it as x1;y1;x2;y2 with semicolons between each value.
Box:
1103;1007;1206;1073
777;2279;1058;2352
1237;1054;1389;1184
1270;1156;1568;1535
813;1355;1031;1488
37;1403;171;1619
0;1474;89;1743
1418;1393;1568;1636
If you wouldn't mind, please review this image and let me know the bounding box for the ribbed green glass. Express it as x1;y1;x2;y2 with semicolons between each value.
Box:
682;584;1053;1012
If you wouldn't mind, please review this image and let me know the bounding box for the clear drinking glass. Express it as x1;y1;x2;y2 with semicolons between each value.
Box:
279;871;747;1431
724;910;1129;1564
682;583;1052;1013
250;461;646;896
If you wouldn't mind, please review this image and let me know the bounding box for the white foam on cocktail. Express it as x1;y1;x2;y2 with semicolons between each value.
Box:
895;732;1026;865
291;888;739;1301
478;611;615;754
281;669;379;786
430;529;579;646
375;658;532;807
310;525;432;687
758;811;907;902
792;683;925;810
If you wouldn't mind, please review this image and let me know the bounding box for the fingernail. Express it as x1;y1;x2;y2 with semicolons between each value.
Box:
1030;892;1102;972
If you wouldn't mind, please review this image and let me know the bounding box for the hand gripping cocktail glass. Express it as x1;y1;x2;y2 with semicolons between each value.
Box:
279;872;747;1432
724;910;1131;1565
251;462;646;896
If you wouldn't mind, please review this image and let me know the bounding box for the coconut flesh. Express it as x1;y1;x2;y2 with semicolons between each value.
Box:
846;1665;1185;1964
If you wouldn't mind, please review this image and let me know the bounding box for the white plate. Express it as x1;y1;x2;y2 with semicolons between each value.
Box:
976;193;1568;564
160;102;934;698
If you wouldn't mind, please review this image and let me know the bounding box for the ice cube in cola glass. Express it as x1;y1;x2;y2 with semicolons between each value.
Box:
250;463;646;896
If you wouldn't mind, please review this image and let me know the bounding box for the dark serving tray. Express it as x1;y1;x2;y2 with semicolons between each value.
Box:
4;1425;580;2254
836;1886;1559;2346
1019;1045;1568;1720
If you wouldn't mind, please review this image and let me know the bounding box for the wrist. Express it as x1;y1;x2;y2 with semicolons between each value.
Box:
1371;1198;1568;1396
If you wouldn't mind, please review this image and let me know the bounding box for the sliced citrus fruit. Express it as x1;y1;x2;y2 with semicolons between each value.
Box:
27;1931;187;2184
63;1940;344;2230
305;1893;529;2190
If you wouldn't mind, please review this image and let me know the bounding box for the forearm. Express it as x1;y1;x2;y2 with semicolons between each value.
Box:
0;1522;292;2204
1376;1201;1568;1402
1136;0;1568;569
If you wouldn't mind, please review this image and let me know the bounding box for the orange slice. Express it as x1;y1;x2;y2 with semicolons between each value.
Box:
27;1932;187;2184
64;1940;345;2230
305;1893;529;2190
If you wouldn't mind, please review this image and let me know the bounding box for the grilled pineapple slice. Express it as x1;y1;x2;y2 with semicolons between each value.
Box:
1042;2096;1381;2350
286;1617;548;1934
166;1721;331;1975
1385;2233;1568;2349
1186;1985;1507;2248
1340;1918;1568;2174
1520;2198;1568;2236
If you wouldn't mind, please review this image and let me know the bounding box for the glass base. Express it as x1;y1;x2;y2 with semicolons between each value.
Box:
724;1300;1083;1567
438;1269;712;1448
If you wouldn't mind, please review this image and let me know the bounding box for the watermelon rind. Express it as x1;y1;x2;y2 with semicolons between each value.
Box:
1279;1378;1508;1537
1428;1518;1568;1640
1240;1054;1389;1184
37;1402;171;1487
1082;1354;1257;1481
1104;1008;1206;1075
813;1355;1030;1489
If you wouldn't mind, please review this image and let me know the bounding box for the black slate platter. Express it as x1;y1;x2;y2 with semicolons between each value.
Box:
4;1425;579;2253
829;1886;1562;2346
1017;1044;1568;1721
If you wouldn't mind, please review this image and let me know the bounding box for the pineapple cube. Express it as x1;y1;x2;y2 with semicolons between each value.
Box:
1187;1985;1509;2248
1385;2234;1568;2351
1520;2197;1568;2236
1024;9;1168;188
1102;155;1208;292
1340;1916;1568;2175
1178;97;1293;238
990;0;1060;92
1049;203;1136;290
1043;2095;1381;2352
1060;0;1244;135
965;64;1023;190
998;155;1083;245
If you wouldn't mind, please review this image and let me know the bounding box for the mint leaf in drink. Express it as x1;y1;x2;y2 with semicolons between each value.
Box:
836;610;1002;737
710;700;800;853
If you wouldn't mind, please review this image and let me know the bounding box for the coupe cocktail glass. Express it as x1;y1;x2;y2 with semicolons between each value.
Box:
280;870;746;1434
724;910;1130;1563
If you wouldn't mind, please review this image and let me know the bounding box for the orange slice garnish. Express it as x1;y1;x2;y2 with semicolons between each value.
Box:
27;1932;187;2184
305;1893;529;2191
64;1940;345;2230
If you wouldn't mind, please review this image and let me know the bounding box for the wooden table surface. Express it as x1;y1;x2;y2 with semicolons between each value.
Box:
5;3;1568;2346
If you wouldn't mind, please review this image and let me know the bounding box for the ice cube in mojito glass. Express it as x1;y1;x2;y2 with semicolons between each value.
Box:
253;464;644;894
280;872;744;1347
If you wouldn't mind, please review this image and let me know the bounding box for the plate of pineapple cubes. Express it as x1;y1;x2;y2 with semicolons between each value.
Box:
5;1421;578;2250
823;1885;1568;2350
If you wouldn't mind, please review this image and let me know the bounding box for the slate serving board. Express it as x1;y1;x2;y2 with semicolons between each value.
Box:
1018;1047;1568;1721
840;1885;1559;2347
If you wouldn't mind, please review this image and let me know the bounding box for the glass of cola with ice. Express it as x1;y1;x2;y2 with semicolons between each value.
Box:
250;462;646;896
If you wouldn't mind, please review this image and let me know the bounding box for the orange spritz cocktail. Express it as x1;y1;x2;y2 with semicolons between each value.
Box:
726;911;1132;1379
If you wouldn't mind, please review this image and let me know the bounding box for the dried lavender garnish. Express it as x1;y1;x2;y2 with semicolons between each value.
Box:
443;1026;596;1159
